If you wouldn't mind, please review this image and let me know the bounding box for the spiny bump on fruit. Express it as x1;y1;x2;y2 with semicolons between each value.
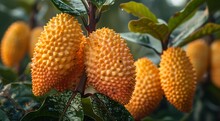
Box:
84;28;136;105
159;47;196;112
125;58;163;120
1;21;30;67
31;13;85;96
29;27;43;58
211;40;220;88
186;39;209;82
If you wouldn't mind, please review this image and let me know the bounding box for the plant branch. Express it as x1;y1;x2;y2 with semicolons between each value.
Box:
29;0;39;29
86;0;97;35
0;89;26;115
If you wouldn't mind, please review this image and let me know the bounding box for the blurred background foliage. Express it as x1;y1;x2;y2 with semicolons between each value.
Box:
0;0;220;121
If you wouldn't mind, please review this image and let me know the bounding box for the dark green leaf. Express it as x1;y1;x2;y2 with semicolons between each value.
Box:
90;93;134;121
0;109;10;121
206;0;220;14
0;81;35;121
51;0;86;16
177;23;220;47
0;65;17;85
91;0;114;8
82;97;102;121
168;0;205;32
129;17;169;41
171;10;208;45
21;91;83;121
120;1;157;22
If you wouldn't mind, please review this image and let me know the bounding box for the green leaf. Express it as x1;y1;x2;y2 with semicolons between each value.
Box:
51;0;86;16
21;91;83;121
129;17;169;41
168;0;205;32
177;23;220;47
120;32;161;63
171;10;208;45
91;0;114;8
82;97;102;121
0;109;10;121
206;0;220;14
90;93;134;121
120;1;157;22
0;65;17;85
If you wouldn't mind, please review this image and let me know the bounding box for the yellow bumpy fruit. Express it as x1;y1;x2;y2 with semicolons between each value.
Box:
186;39;209;82
1;21;30;67
211;40;220;88
29;27;43;58
85;28;136;105
31;13;85;96
159;47;196;112
125;58;163;120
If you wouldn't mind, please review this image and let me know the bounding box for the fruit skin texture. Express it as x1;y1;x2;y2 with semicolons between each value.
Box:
186;39;209;82
211;40;220;88
125;58;163;120
1;21;30;67
85;28;136;105
159;47;196;112
29;27;43;58
31;13;85;96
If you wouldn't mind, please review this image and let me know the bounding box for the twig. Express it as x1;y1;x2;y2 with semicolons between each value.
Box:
0;90;26;115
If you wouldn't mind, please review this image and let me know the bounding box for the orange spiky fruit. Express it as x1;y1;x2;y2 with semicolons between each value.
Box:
31;13;85;96
1;21;30;67
29;27;43;58
159;47;196;112
84;28;136;105
125;58;163;120
211;40;220;88
186;39;209;82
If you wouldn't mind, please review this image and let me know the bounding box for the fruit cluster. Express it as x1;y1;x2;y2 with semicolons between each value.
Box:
2;13;200;120
31;13;136;105
126;47;197;120
1;21;43;68
186;39;220;88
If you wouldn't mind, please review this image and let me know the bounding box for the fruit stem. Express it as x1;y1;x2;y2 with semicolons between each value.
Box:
86;0;97;35
29;1;39;29
75;71;87;95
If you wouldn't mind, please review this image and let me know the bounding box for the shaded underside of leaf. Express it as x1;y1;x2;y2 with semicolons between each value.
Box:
171;9;209;46
177;23;220;47
168;0;205;32
90;93;134;121
51;0;86;16
120;1;157;22
129;17;169;41
91;0;115;8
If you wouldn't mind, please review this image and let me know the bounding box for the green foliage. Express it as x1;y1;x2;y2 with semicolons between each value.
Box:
90;93;134;121
171;10;209;46
51;0;87;16
120;1;157;22
206;0;220;14
21;91;83;121
0;109;10;121
168;0;205;32
120;32;161;63
0;65;17;85
129;17;169;41
91;0;115;8
177;23;220;47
